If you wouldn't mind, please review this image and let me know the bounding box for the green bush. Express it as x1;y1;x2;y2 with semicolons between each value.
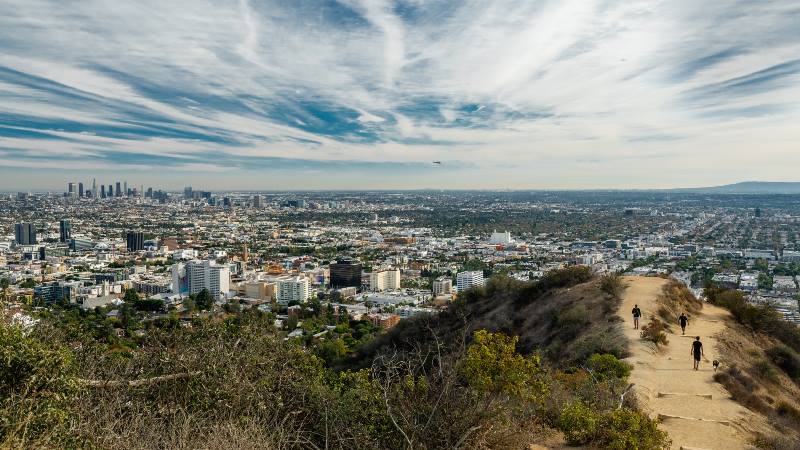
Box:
766;346;800;379
587;353;632;381
640;320;669;347
597;408;671;450
0;323;81;447
557;401;600;445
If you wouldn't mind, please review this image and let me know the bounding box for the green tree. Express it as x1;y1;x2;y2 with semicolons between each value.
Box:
460;330;547;403
194;289;214;311
123;288;140;303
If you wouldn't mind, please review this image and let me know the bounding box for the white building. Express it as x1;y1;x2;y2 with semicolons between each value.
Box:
172;260;230;299
456;271;485;292
489;230;514;245
369;268;401;292
432;278;452;295
276;276;309;305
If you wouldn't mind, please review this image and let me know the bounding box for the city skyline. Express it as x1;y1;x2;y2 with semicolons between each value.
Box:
1;1;800;189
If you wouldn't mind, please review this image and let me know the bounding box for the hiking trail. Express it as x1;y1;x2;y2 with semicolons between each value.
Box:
619;276;757;450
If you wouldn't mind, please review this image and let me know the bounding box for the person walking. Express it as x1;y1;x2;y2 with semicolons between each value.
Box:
632;304;642;330
691;336;704;370
679;313;689;335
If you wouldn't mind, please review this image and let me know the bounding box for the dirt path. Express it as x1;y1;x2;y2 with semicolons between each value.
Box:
619;276;754;450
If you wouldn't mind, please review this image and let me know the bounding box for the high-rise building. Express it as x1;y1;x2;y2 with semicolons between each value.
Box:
100;185;106;199
184;186;193;199
123;181;128;196
115;182;121;197
432;278;452;295
369;268;401;292
67;182;75;195
456;271;485;292
78;182;84;198
92;178;97;197
252;195;263;208
330;258;362;288
14;223;36;245
276;276;310;305
59;219;72;243
107;185;113;198
126;231;144;252
171;260;230;299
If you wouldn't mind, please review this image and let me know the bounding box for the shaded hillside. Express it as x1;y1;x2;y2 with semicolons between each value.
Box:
346;267;628;370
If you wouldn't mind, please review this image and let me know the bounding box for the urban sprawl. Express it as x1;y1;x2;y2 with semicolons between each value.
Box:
2;184;800;342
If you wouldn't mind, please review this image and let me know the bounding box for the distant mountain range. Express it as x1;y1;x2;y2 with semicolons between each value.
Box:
672;181;800;194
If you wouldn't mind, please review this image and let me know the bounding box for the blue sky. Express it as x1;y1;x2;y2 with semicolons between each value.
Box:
1;0;799;190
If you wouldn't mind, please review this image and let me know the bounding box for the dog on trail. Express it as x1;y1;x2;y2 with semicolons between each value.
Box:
712;360;720;372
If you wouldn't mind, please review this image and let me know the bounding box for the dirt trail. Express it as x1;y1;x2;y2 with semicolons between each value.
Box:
619;276;755;450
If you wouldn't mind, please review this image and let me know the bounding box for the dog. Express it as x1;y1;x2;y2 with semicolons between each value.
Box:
712;360;720;372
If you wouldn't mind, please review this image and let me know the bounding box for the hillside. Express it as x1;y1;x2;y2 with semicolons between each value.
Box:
673;181;800;194
1;268;673;449
346;266;627;370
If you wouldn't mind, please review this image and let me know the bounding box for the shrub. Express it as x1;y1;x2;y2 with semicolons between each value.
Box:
586;353;632;381
754;359;779;383
597;408;671;450
640;320;669;347
564;325;628;364
599;274;626;300
557;401;600;445
766;346;800;379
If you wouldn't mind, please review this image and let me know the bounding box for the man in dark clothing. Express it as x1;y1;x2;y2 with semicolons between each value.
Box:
679;313;689;335
632;304;642;330
691;336;704;370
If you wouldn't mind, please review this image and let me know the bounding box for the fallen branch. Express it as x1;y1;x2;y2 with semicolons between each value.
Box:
79;371;201;388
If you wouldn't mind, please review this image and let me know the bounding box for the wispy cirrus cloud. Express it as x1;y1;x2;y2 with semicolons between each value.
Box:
0;0;799;189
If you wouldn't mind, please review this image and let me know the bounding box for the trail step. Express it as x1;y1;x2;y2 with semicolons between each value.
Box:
658;413;730;426
657;392;712;399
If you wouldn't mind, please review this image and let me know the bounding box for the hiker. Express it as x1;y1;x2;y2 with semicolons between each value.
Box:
678;313;689;335
632;304;642;330
691;336;704;370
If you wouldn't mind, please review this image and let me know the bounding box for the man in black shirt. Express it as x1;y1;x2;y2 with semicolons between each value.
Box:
679;313;689;335
691;336;704;370
631;304;642;330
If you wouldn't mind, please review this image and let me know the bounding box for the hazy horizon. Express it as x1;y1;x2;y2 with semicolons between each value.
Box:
1;1;799;189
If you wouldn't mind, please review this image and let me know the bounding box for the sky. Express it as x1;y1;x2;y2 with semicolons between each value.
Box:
1;0;799;191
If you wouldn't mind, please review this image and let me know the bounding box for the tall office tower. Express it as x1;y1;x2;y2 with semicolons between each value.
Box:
59;219;72;243
67;182;75;195
78;182;84;197
100;185;106;198
115;182;122;197
107;185;113;197
92;178;97;197
14;223;37;245
171;260;230;299
146;187;153;198
456;271;485;292
330;258;363;288
126;231;144;252
123;181;128;196
252;195;263;208
184;186;193;199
